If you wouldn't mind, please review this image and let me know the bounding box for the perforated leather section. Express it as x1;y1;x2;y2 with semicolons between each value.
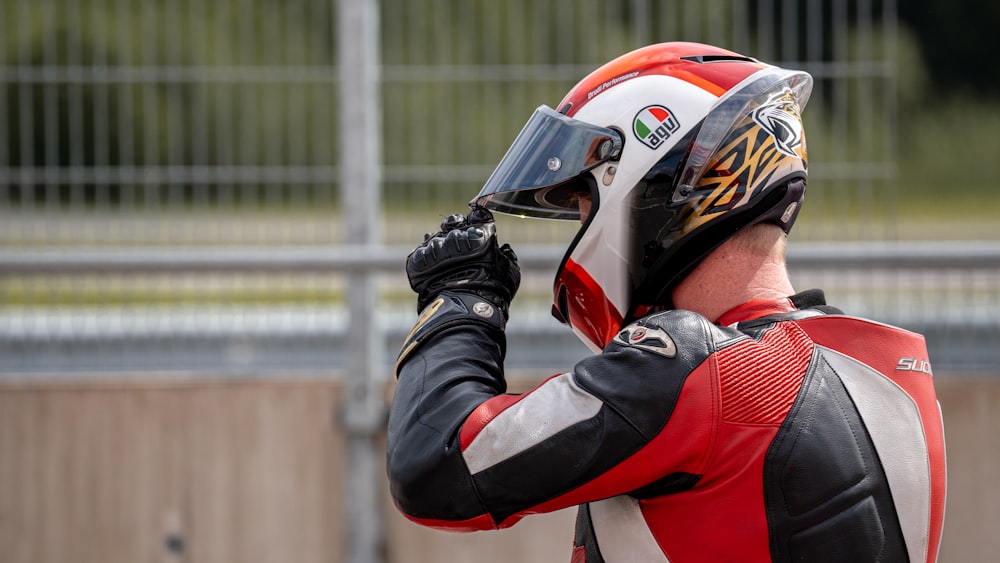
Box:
717;322;814;424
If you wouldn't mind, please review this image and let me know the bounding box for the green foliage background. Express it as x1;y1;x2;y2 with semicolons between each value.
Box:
1;0;997;238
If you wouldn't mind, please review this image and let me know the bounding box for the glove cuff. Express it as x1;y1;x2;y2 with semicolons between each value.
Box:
394;291;506;378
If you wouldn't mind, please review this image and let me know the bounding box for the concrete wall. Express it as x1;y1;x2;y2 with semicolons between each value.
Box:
0;377;994;562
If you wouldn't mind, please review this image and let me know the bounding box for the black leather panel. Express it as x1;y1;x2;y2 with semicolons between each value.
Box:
629;472;702;500
764;353;908;562
789;496;886;562
574;503;605;563
777;373;868;517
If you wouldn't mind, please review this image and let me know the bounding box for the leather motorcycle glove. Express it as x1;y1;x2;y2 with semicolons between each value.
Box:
405;206;521;317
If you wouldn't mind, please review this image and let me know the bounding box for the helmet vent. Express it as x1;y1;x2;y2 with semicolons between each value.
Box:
681;55;757;64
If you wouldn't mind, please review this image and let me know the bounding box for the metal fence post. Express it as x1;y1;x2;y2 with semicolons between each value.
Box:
338;0;386;562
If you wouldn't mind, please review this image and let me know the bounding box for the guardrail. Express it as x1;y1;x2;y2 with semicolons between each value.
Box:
2;242;999;377
3;241;1000;273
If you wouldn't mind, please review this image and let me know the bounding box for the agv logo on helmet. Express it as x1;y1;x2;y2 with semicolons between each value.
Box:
633;105;680;149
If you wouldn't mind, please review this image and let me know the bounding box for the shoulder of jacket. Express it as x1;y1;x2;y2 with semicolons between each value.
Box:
609;309;744;359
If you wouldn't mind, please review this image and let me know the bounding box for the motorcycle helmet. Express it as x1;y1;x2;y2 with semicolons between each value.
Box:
472;42;813;352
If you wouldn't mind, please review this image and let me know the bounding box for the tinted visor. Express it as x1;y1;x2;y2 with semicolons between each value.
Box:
472;105;622;220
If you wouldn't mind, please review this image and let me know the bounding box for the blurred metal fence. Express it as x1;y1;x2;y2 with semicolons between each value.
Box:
2;0;997;381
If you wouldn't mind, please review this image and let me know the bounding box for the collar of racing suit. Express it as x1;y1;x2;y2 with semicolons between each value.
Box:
715;288;829;327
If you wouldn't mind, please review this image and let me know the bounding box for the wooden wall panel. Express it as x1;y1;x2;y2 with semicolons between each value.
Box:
0;384;188;562
384;502;575;563
935;378;1000;562
0;380;343;563
0;377;997;563
185;383;344;563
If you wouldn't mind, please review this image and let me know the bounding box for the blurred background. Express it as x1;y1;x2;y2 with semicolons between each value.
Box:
0;0;997;562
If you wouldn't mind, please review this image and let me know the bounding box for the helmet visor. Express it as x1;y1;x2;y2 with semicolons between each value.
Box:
471;105;623;220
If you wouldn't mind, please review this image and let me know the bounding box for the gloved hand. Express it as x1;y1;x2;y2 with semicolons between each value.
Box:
406;206;520;316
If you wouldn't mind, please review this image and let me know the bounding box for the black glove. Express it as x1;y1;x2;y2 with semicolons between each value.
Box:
406;206;520;316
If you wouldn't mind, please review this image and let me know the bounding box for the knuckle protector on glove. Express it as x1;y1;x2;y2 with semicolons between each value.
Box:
394;291;506;377
405;213;518;316
408;224;493;279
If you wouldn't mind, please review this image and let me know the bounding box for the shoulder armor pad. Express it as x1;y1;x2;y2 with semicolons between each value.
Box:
613;322;678;358
610;309;744;357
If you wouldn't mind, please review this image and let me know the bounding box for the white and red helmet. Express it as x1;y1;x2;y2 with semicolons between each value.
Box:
472;42;813;352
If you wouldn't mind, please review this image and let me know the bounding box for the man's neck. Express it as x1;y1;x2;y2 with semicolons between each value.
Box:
670;228;795;323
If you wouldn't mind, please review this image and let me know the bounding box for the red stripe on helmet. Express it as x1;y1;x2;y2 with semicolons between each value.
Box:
558;42;766;117
557;258;625;350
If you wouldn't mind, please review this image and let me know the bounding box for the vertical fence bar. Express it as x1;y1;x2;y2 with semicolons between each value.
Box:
114;0;134;214
41;1;59;215
66;0;85;211
92;0;110;211
883;0;899;241
140;0;159;213
338;1;385;562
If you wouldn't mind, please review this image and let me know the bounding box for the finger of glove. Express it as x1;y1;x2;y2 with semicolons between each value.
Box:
467;206;494;225
498;244;521;292
499;243;518;264
407;243;439;273
440;213;467;233
409;226;492;277
445;226;493;256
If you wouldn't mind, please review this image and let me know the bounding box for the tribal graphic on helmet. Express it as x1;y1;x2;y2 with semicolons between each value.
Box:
473;42;812;352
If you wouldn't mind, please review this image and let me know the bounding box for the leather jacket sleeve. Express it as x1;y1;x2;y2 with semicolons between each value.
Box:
387;296;721;530
387;291;510;525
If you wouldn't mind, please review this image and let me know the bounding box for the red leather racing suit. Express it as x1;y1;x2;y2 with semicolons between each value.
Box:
386;289;947;562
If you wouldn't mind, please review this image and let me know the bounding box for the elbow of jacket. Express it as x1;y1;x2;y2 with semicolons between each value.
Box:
385;448;413;502
385;463;413;507
386;441;493;528
385;443;437;516
386;469;505;532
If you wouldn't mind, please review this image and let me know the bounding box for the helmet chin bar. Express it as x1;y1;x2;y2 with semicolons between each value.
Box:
552;256;624;353
549;174;613;349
